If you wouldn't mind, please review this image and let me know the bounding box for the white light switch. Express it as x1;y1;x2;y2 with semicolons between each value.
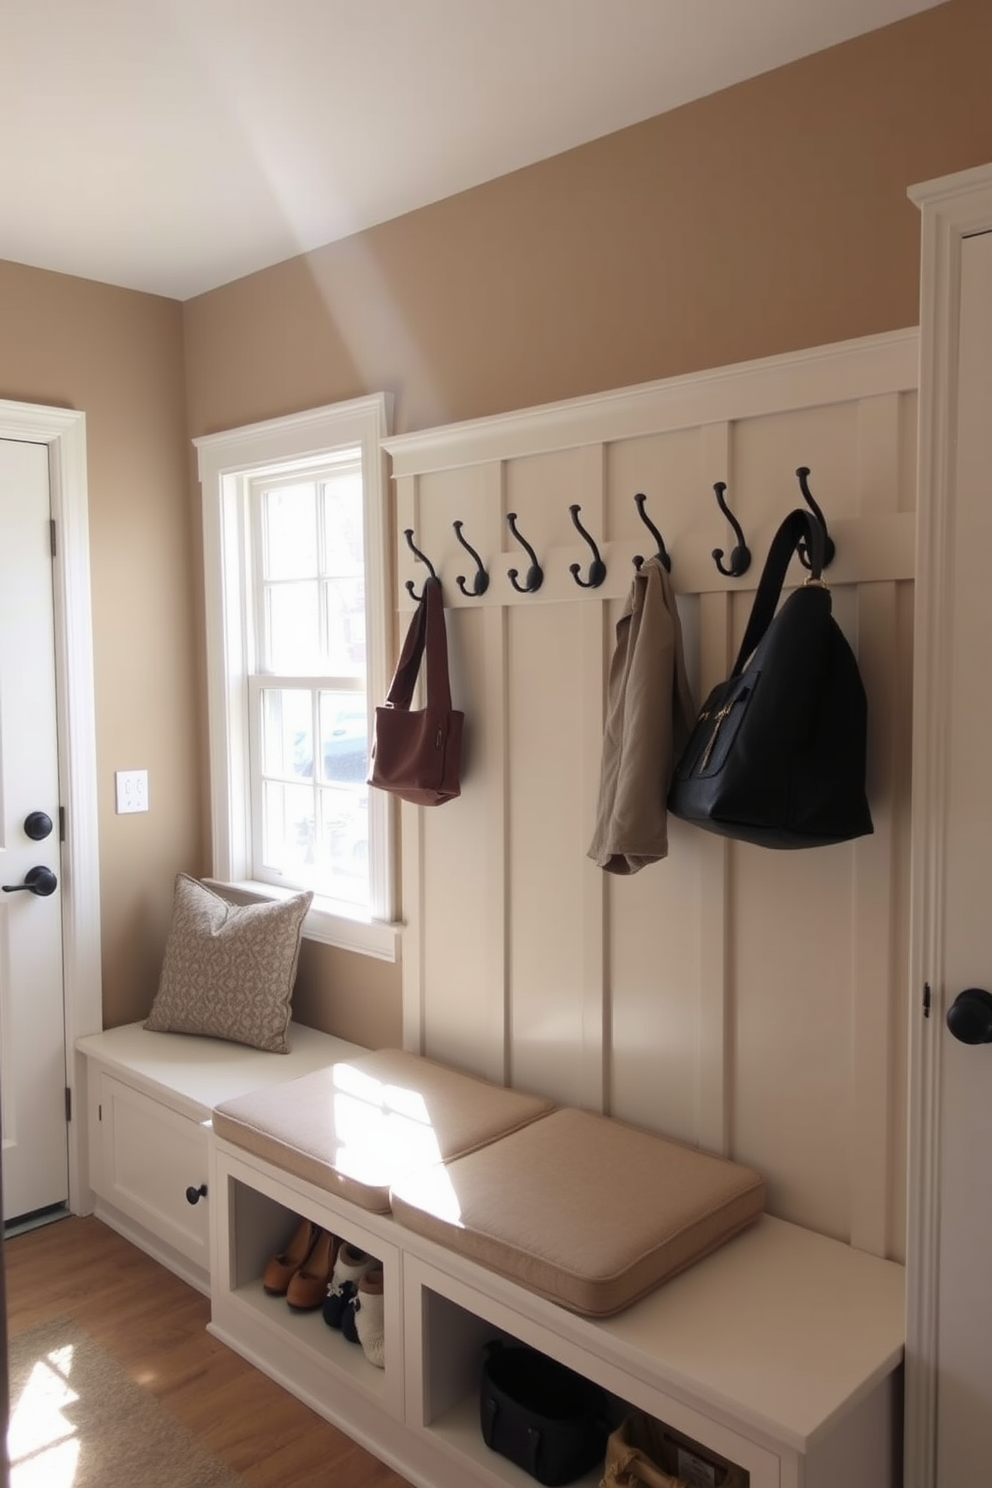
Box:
115;769;149;814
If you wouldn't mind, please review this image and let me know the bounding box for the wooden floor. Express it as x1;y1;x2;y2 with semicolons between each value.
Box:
4;1214;414;1488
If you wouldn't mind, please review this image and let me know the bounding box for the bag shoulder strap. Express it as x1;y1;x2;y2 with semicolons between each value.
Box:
384;577;453;713
731;508;826;676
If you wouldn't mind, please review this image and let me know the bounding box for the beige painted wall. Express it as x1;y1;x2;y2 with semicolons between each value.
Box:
182;0;992;1046
0;260;198;1027
2;0;991;1047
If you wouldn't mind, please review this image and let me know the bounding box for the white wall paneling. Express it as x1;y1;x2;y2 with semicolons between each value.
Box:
384;329;918;1258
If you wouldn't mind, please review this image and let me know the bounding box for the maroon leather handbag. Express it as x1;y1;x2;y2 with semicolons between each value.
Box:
368;577;463;806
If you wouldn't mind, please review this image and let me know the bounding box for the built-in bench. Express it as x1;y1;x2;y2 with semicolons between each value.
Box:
78;1025;905;1488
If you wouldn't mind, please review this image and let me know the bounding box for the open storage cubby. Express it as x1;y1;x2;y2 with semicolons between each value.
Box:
228;1181;391;1403
407;1255;761;1488
210;1144;405;1427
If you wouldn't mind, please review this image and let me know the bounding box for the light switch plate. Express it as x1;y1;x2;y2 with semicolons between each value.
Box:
115;769;149;814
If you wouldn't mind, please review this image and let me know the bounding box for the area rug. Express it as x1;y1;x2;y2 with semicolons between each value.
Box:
7;1316;243;1487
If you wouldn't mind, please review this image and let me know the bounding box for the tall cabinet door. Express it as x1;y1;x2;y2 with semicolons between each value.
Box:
908;167;992;1487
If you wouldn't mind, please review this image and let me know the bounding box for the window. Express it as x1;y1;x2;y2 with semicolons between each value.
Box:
195;395;397;959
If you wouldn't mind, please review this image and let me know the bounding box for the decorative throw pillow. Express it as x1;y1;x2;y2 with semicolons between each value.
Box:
144;874;313;1053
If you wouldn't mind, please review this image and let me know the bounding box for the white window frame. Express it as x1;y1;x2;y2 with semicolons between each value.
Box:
195;394;398;960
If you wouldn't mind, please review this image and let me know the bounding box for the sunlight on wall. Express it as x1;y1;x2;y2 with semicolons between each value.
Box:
9;1343;80;1487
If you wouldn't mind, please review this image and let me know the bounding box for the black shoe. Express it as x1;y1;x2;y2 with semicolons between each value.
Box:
341;1291;362;1344
322;1278;357;1330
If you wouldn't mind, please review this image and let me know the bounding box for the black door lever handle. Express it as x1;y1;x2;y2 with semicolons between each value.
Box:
2;866;58;897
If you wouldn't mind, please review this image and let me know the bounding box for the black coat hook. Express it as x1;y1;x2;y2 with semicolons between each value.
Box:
506;512;544;594
711;483;751;578
795;467;836;569
568;506;606;589
403;527;438;601
452;520;489;597
632;492;671;572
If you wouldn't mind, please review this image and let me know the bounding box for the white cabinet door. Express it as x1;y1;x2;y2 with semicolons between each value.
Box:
96;1073;210;1272
908;167;992;1487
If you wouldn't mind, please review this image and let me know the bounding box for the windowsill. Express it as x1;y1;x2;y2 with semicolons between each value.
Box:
203;878;401;962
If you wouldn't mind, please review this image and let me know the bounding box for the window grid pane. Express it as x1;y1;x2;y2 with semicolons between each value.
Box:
262;483;317;580
257;682;370;906
256;464;367;680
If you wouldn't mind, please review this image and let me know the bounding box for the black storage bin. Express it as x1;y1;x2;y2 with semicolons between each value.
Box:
479;1340;611;1486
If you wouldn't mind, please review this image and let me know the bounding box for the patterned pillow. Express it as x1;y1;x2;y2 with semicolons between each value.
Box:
144;874;313;1053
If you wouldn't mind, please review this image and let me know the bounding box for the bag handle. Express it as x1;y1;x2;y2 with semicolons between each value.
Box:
383;577;453;714
731;508;826;677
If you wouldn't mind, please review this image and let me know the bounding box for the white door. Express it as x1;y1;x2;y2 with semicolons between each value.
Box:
0;437;68;1222
932;227;992;1483
907;163;992;1488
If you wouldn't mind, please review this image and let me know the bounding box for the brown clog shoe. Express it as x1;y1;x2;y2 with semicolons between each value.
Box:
262;1216;319;1296
286;1228;339;1311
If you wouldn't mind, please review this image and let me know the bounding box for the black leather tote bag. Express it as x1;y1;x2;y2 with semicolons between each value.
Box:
479;1341;611;1486
667;508;873;848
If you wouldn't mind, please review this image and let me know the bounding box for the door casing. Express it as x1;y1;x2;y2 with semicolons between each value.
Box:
0;400;102;1217
906;163;992;1487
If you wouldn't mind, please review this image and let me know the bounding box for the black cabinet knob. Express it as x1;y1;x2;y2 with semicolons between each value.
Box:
185;1183;208;1205
946;988;992;1045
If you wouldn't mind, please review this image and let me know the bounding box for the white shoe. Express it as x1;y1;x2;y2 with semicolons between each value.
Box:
322;1243;375;1329
354;1266;385;1368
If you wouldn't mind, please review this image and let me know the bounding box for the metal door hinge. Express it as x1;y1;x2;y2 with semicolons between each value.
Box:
50;519;57;558
59;806;66;842
923;983;932;1019
65;1086;72;1121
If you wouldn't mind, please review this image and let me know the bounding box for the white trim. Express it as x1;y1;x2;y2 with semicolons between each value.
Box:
905;161;992;1488
195;394;398;958
383;328;920;476
0;399;102;1217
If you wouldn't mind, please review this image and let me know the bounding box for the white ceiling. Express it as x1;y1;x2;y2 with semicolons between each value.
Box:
1;0;944;301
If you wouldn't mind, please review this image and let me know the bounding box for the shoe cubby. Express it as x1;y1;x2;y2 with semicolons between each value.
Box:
210;1143;405;1427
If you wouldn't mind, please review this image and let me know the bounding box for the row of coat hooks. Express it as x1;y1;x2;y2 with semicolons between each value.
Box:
403;467;835;600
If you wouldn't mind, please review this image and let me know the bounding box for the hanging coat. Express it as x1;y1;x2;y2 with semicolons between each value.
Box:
587;555;695;874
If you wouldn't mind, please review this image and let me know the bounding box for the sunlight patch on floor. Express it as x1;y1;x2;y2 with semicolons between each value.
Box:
8;1342;81;1487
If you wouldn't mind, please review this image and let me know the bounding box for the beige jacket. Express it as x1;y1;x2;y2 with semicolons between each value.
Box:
587;555;695;874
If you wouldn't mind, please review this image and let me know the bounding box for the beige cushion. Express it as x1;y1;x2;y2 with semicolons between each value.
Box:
212;1047;556;1213
389;1107;765;1316
144;874;312;1054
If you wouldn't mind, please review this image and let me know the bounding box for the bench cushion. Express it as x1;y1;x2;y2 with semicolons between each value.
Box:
389;1107;765;1316
212;1047;555;1213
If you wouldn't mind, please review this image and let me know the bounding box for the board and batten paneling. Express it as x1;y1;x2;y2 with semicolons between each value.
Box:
384;329;917;1260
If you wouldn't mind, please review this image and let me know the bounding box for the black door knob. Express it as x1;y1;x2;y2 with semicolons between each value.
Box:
24;811;54;841
2;866;58;897
946;987;992;1045
185;1184;208;1206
